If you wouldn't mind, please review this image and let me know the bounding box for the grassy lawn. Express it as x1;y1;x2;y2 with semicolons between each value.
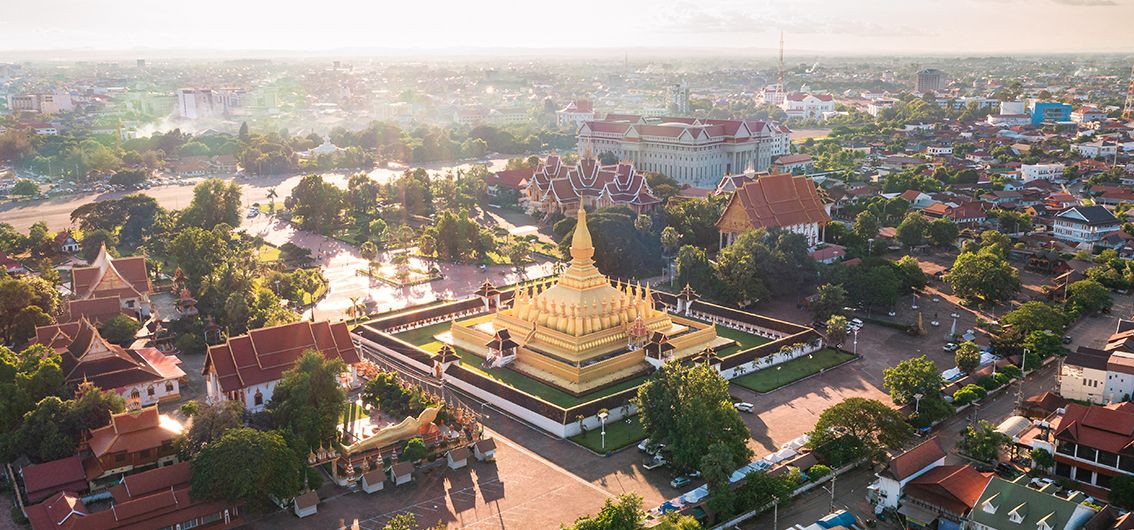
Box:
394;318;647;408
569;416;647;454
257;244;281;263
676;316;771;358
340;401;369;422
731;349;856;393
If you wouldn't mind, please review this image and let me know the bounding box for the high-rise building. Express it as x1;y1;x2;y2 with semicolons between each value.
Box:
915;69;947;94
666;82;690;114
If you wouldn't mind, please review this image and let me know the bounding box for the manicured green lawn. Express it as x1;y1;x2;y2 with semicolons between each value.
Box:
731;349;855;393
677;316;771;358
394;318;647;408
569;416;647;454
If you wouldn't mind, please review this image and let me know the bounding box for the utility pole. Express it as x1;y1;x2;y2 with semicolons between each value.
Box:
1015;348;1028;413
828;473;837;513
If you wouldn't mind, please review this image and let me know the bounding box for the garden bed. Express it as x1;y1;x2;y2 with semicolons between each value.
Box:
731;349;856;393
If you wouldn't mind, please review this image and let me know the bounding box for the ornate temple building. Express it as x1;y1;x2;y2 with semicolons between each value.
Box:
525;153;661;217
450;208;724;393
70;244;153;319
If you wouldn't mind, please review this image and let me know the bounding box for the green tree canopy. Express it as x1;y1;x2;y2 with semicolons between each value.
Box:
808;397;912;460
883;355;943;405
1066;279;1112;315
269;350;347;451
959;420;1010;463
955;341;981;373
288;174;346;234
178;400;245;457
0;275;60;345
189;428;303;512
180;178;242;230
946;247;1020;305
563;493;644;530
98;314;142;347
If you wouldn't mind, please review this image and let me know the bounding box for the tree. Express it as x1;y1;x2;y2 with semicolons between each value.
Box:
811;283;847;322
959;420;1009;463
402;436;428;462
634;214;653;233
946;247;1020;305
1031;447;1054;471
653;513;702;530
288;174;345;234
675;245;718;299
68;382;125;436
883;355;943;405
99;314;142;346
955;341;981;373
1002;302;1067;337
268;350;347;451
853;210;881;241
563;493;644;530
637;363;752;473
660;226;681;256
15;397;76;462
109;169;147;188
826;315;848;346
180;178;242;230
927;218;959;247
360;241;378;277
808;397;912;460
11;179;38;197
80;229;118;263
1111;475;1134;510
1066;279;1112;315
178;400;245;457
190;428;303;512
896;212;928;248
0;275;60;345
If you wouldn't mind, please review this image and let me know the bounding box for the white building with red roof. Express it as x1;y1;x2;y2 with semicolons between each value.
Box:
576;115;791;188
70;245;152;319
203;320;362;412
525;153;661;217
556;100;594;128
715;172;831;247
32;318;184;406
780;92;836;120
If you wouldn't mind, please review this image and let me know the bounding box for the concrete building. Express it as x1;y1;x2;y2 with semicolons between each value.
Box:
987;101;1032;127
577;115;791;188
867;97;898;117
666;82;690;114
1072;141;1119;159
1053;401;1134;495
6;93;73;114
1060;347;1110;403
869;437;947;510
1052;205;1121;245
1029;101;1073;125
1071;106;1108;123
177;88;245;119
781;92;835;120
1020;163;1066;183
915;69;947;94
556;100;594;128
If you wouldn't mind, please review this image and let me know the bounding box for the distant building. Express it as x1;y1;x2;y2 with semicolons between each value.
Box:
1052;205;1121;245
524;153;661;216
867;97;898;117
1020;163;1066;183
177;88;245;119
915;69;947;94
716;172;830;248
1029;101;1073;125
71;245;152;318
203;320;362;412
869;436;947;510
6;93;73;114
780;92;835;120
772;153;814;174
987;101;1032;127
577;115;791;188
666;82;690;114
757;83;786;106
556;100;594;128
1071;106;1107;123
1072;141;1119;159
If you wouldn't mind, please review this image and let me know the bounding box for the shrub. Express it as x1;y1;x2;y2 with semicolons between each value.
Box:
953;388;979;406
992;372;1012;387
809;464;833;480
977;375;1000;391
999;364;1022;379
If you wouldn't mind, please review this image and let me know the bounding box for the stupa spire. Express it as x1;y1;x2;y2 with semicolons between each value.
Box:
570;208;594;262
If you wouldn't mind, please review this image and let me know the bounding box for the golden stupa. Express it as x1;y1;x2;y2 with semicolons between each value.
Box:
449;208;723;393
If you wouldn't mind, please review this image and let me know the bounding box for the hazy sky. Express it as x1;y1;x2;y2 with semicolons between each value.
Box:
2;0;1132;55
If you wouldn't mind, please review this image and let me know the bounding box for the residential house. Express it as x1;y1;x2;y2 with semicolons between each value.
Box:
32;318;184;406
524;154;662;216
82;407;183;486
780;92;835;120
870;436;947;509
1021;164;1066;183
1052;206;1121;246
716;172;831;248
25;461;243;530
1052;401;1134;494
203;320;362;412
1090;185;1134;207
1072;107;1108;123
898;464;993;530
55;232;80;254
0;252;26;275
486;167;532;197
968;475;1099;530
1060;347;1110;403
772;154;814;174
1073;142;1119;159
899;190;934;209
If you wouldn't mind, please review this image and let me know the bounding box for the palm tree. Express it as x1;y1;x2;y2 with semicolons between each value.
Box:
266;187;278;214
347;296;366;322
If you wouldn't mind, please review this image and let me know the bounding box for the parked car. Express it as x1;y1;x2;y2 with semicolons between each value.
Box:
638;438;652;453
943;343;958;352
734;402;754;413
644;455;667;470
1063;336;1073;345
670;476;692;488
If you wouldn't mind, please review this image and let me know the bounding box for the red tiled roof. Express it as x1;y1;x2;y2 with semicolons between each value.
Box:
905;465;994;515
33;319;177;392
204;321;360;394
85;407;182;460
881;436;945;481
717;173;830;232
71;247;151;302
66;297;129;325
21;456;87;504
487;168;533;190
1054;402;1134;455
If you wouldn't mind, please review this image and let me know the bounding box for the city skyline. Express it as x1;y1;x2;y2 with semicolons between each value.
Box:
2;0;1133;56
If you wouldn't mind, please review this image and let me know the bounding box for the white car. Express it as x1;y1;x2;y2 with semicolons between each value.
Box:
944;342;958;352
734;402;754;413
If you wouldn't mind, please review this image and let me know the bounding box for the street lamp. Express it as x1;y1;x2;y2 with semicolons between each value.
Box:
852;327;860;356
913;393;924;414
597;410;609;451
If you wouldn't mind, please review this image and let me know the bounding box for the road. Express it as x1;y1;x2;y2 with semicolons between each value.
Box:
0;158;510;232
